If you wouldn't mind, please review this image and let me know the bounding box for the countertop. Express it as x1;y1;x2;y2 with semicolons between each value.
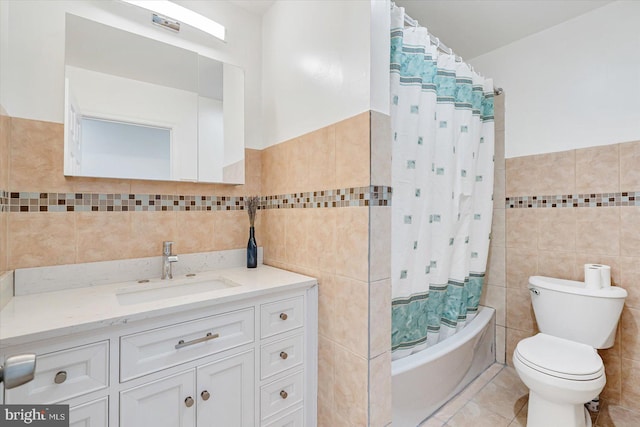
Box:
0;265;316;348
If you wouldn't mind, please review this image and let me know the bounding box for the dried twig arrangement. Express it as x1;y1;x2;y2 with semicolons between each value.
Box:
245;196;260;227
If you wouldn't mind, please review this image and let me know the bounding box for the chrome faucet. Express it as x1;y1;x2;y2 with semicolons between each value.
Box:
162;241;178;279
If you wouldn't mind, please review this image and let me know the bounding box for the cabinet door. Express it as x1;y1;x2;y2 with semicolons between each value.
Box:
120;370;196;427
196;350;254;427
69;397;108;427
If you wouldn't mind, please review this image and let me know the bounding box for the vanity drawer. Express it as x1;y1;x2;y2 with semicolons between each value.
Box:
120;308;254;381
260;297;304;339
260;370;304;420
260;334;304;380
263;406;304;427
5;341;109;404
69;396;109;427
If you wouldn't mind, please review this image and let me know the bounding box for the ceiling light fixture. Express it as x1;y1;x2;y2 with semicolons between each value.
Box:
122;0;225;41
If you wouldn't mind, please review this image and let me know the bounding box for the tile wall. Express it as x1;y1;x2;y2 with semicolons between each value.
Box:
1;117;263;270
504;139;640;410
260;111;393;427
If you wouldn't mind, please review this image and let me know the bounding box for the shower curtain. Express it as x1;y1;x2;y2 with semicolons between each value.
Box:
390;4;495;360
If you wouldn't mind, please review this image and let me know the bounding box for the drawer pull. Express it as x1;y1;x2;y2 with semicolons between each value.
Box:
175;332;219;349
280;390;288;399
201;390;210;401
279;351;288;360
279;313;288;321
185;396;194;408
54;371;67;384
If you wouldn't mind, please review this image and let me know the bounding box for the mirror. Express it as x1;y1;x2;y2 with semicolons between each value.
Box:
63;14;245;184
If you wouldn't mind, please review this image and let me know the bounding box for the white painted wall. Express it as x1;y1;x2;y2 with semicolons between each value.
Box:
470;1;640;158
261;0;372;147
0;0;263;149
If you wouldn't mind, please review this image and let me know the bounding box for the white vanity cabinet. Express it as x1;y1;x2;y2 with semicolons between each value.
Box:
0;269;318;427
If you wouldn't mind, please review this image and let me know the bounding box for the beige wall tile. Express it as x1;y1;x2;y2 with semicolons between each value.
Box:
537;250;576;281
491;209;506;248
370;279;391;358
213;210;251;251
494;93;505;133
620;307;640;362
333;345;368;426
130;179;177;196
536;150;576;196
493;168;506;210
495;325;506;364
10;118;73;192
284;208;309;267
129;211;177;258
302;125;336;192
619;257;640;309
71;177;131;194
506;208;538;250
8;212;76;269
575;144;620;194
174;211;216;254
600;351;621;404
620;207;640;257
243;148;262;195
1;114;10;189
335;206;369;282
480;284;506;327
506;288;537;333
306;207;337;274
261;209;286;265
335;112;370;188
621;357;640;412
318;335;335;426
575;207;620;256
283;137;311;193
506;247;538;289
536;208;576;252
261;142;288;195
494;130;505;171
331;276;369;358
486;245;506;287
0;212;8;273
76;212;132;263
371;111;392;186
370;206;391;282
506;156;538;197
317;273;337;340
619;140;640;191
369;351;392;427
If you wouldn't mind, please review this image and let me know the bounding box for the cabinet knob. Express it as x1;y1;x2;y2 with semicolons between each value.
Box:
201;390;210;401
54;371;67;384
279;313;288;321
279;351;288;360
185;396;194;408
280;390;288;399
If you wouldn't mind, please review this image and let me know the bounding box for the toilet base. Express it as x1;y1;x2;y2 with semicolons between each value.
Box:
527;391;591;427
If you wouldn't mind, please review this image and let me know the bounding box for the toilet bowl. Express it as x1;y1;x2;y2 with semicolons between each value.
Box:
513;333;605;427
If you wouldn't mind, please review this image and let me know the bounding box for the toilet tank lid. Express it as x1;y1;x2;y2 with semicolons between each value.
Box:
529;276;627;298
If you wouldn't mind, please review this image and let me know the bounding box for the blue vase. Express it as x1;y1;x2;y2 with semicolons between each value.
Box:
247;226;257;268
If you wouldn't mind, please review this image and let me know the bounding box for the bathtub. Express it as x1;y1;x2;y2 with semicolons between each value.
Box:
392;306;496;426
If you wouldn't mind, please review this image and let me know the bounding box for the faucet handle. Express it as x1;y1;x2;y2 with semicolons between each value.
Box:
163;241;174;255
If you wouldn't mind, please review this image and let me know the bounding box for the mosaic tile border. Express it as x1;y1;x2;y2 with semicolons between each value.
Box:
0;186;392;213
506;192;640;208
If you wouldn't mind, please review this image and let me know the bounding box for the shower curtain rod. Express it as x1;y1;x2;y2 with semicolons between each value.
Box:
402;10;503;95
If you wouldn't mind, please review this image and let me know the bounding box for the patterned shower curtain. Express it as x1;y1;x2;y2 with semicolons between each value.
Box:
390;4;495;360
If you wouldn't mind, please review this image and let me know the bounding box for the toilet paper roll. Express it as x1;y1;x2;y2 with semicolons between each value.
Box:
584;266;602;289
600;265;611;287
584;264;612;288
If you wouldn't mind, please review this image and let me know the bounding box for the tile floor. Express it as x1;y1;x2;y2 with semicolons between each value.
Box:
419;363;640;427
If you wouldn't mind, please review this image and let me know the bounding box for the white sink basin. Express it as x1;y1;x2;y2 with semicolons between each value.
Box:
117;276;239;305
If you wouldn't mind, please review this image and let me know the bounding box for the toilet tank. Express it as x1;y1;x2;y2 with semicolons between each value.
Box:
528;276;627;349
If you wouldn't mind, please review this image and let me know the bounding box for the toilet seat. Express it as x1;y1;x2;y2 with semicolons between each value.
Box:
515;333;604;381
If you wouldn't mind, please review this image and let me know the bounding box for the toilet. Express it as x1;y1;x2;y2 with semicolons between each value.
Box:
513;276;627;427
